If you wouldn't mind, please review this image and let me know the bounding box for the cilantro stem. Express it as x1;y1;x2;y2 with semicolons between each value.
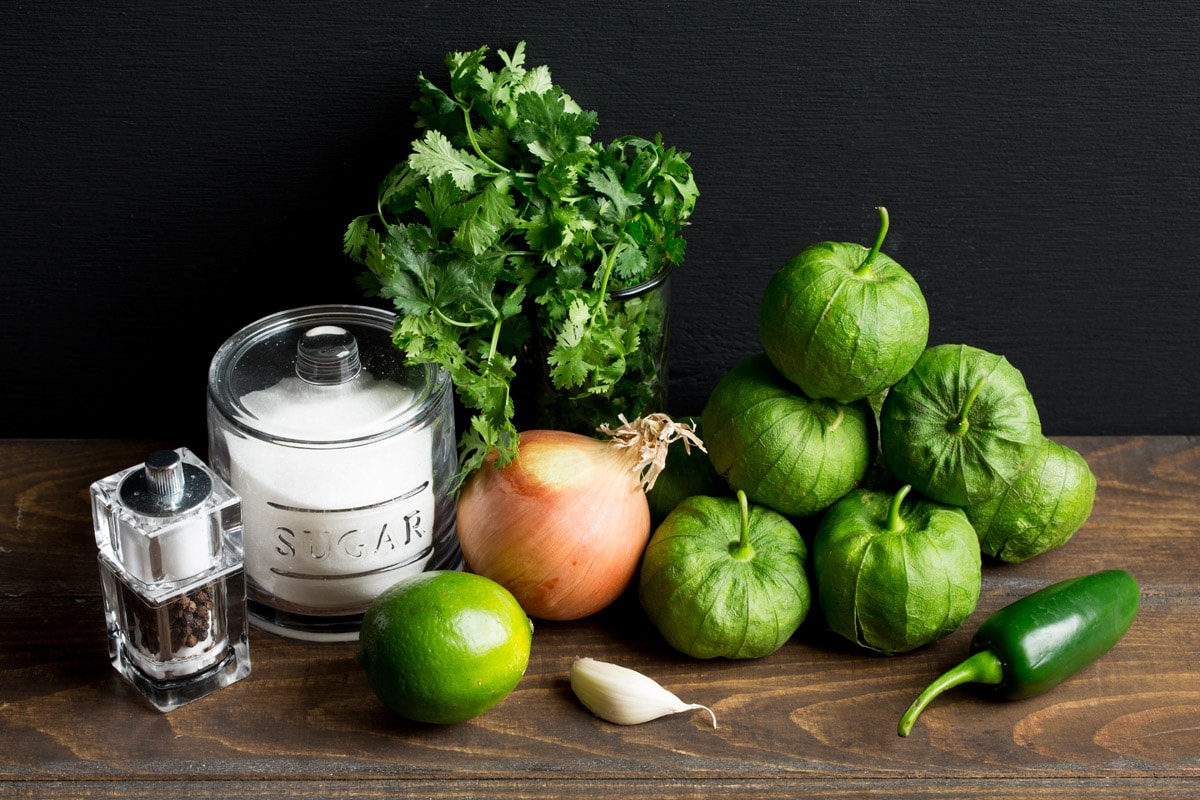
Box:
487;317;503;361
591;235;626;318
434;306;490;329
461;108;504;172
459;107;538;180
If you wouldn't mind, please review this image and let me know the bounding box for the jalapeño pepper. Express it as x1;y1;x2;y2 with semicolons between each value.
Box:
898;569;1140;737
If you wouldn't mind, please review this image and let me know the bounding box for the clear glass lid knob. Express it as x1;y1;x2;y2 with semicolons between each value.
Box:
296;325;362;385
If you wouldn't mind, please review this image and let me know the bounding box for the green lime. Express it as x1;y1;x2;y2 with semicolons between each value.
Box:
759;207;929;404
880;343;1042;507
645;416;726;526
701;354;872;517
356;571;533;724
639;491;810;659
966;438;1097;562
813;484;981;654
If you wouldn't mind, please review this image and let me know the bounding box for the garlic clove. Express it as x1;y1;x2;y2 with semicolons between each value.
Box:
569;657;717;727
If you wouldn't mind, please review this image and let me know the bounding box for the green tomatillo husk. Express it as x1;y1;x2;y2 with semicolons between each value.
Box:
759;206;929;404
639;490;810;659
813;484;982;655
966;437;1096;563
702;354;872;517
880;343;1042;507
645;417;726;526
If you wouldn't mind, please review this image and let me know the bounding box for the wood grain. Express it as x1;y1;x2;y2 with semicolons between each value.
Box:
1;437;1198;798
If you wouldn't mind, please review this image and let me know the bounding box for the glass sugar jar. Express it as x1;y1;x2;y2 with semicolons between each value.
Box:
207;305;460;641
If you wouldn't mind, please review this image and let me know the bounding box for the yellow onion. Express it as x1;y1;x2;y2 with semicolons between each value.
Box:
456;414;703;621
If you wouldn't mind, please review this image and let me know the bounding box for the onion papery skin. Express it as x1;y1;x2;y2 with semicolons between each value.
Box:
456;430;652;621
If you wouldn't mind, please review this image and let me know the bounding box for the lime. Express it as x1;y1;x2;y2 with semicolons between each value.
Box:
639;491;810;659
966;438;1097;562
880;343;1042;507
356;570;533;724
701;354;872;517
813;484;981;654
759;207;929;404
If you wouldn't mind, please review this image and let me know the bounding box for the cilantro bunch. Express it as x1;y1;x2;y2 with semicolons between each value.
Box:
344;42;699;479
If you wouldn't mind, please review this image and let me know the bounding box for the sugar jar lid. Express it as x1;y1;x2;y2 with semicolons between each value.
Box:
207;305;450;445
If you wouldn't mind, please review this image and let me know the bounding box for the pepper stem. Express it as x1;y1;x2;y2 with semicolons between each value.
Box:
855;206;890;276
887;485;912;533
951;375;990;435
897;649;1005;737
729;490;754;560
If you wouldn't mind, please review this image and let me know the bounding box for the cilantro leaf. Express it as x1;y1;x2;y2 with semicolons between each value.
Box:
497;40;526;72
413;174;464;238
343;214;374;260
587;166;644;220
512;91;598;161
516;68;554;99
611;239;649;283
446;45;490;100
412;73;462;133
408;129;491;191
547;297;594;388
451;175;517;256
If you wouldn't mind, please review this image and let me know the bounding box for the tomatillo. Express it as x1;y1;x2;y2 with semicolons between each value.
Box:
813;484;981;655
702;354;872;518
759;206;929;404
880;343;1042;507
967;437;1096;563
639;490;810;659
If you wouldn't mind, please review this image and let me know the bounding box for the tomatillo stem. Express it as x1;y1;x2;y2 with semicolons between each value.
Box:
856;206;890;275
952;375;989;435
886;485;912;533
730;490;754;559
898;649;1005;737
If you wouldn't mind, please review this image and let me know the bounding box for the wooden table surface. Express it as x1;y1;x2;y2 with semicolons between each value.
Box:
2;437;1199;798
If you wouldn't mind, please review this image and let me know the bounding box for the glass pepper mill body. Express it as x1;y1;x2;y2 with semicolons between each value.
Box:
91;447;251;711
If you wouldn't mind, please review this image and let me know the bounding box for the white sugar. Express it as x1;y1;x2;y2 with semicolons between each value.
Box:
224;372;437;612
238;373;415;441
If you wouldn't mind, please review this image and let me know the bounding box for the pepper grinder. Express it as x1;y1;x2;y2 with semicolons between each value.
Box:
91;447;251;711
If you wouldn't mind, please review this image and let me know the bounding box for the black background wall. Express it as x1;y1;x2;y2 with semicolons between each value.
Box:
4;2;1198;448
